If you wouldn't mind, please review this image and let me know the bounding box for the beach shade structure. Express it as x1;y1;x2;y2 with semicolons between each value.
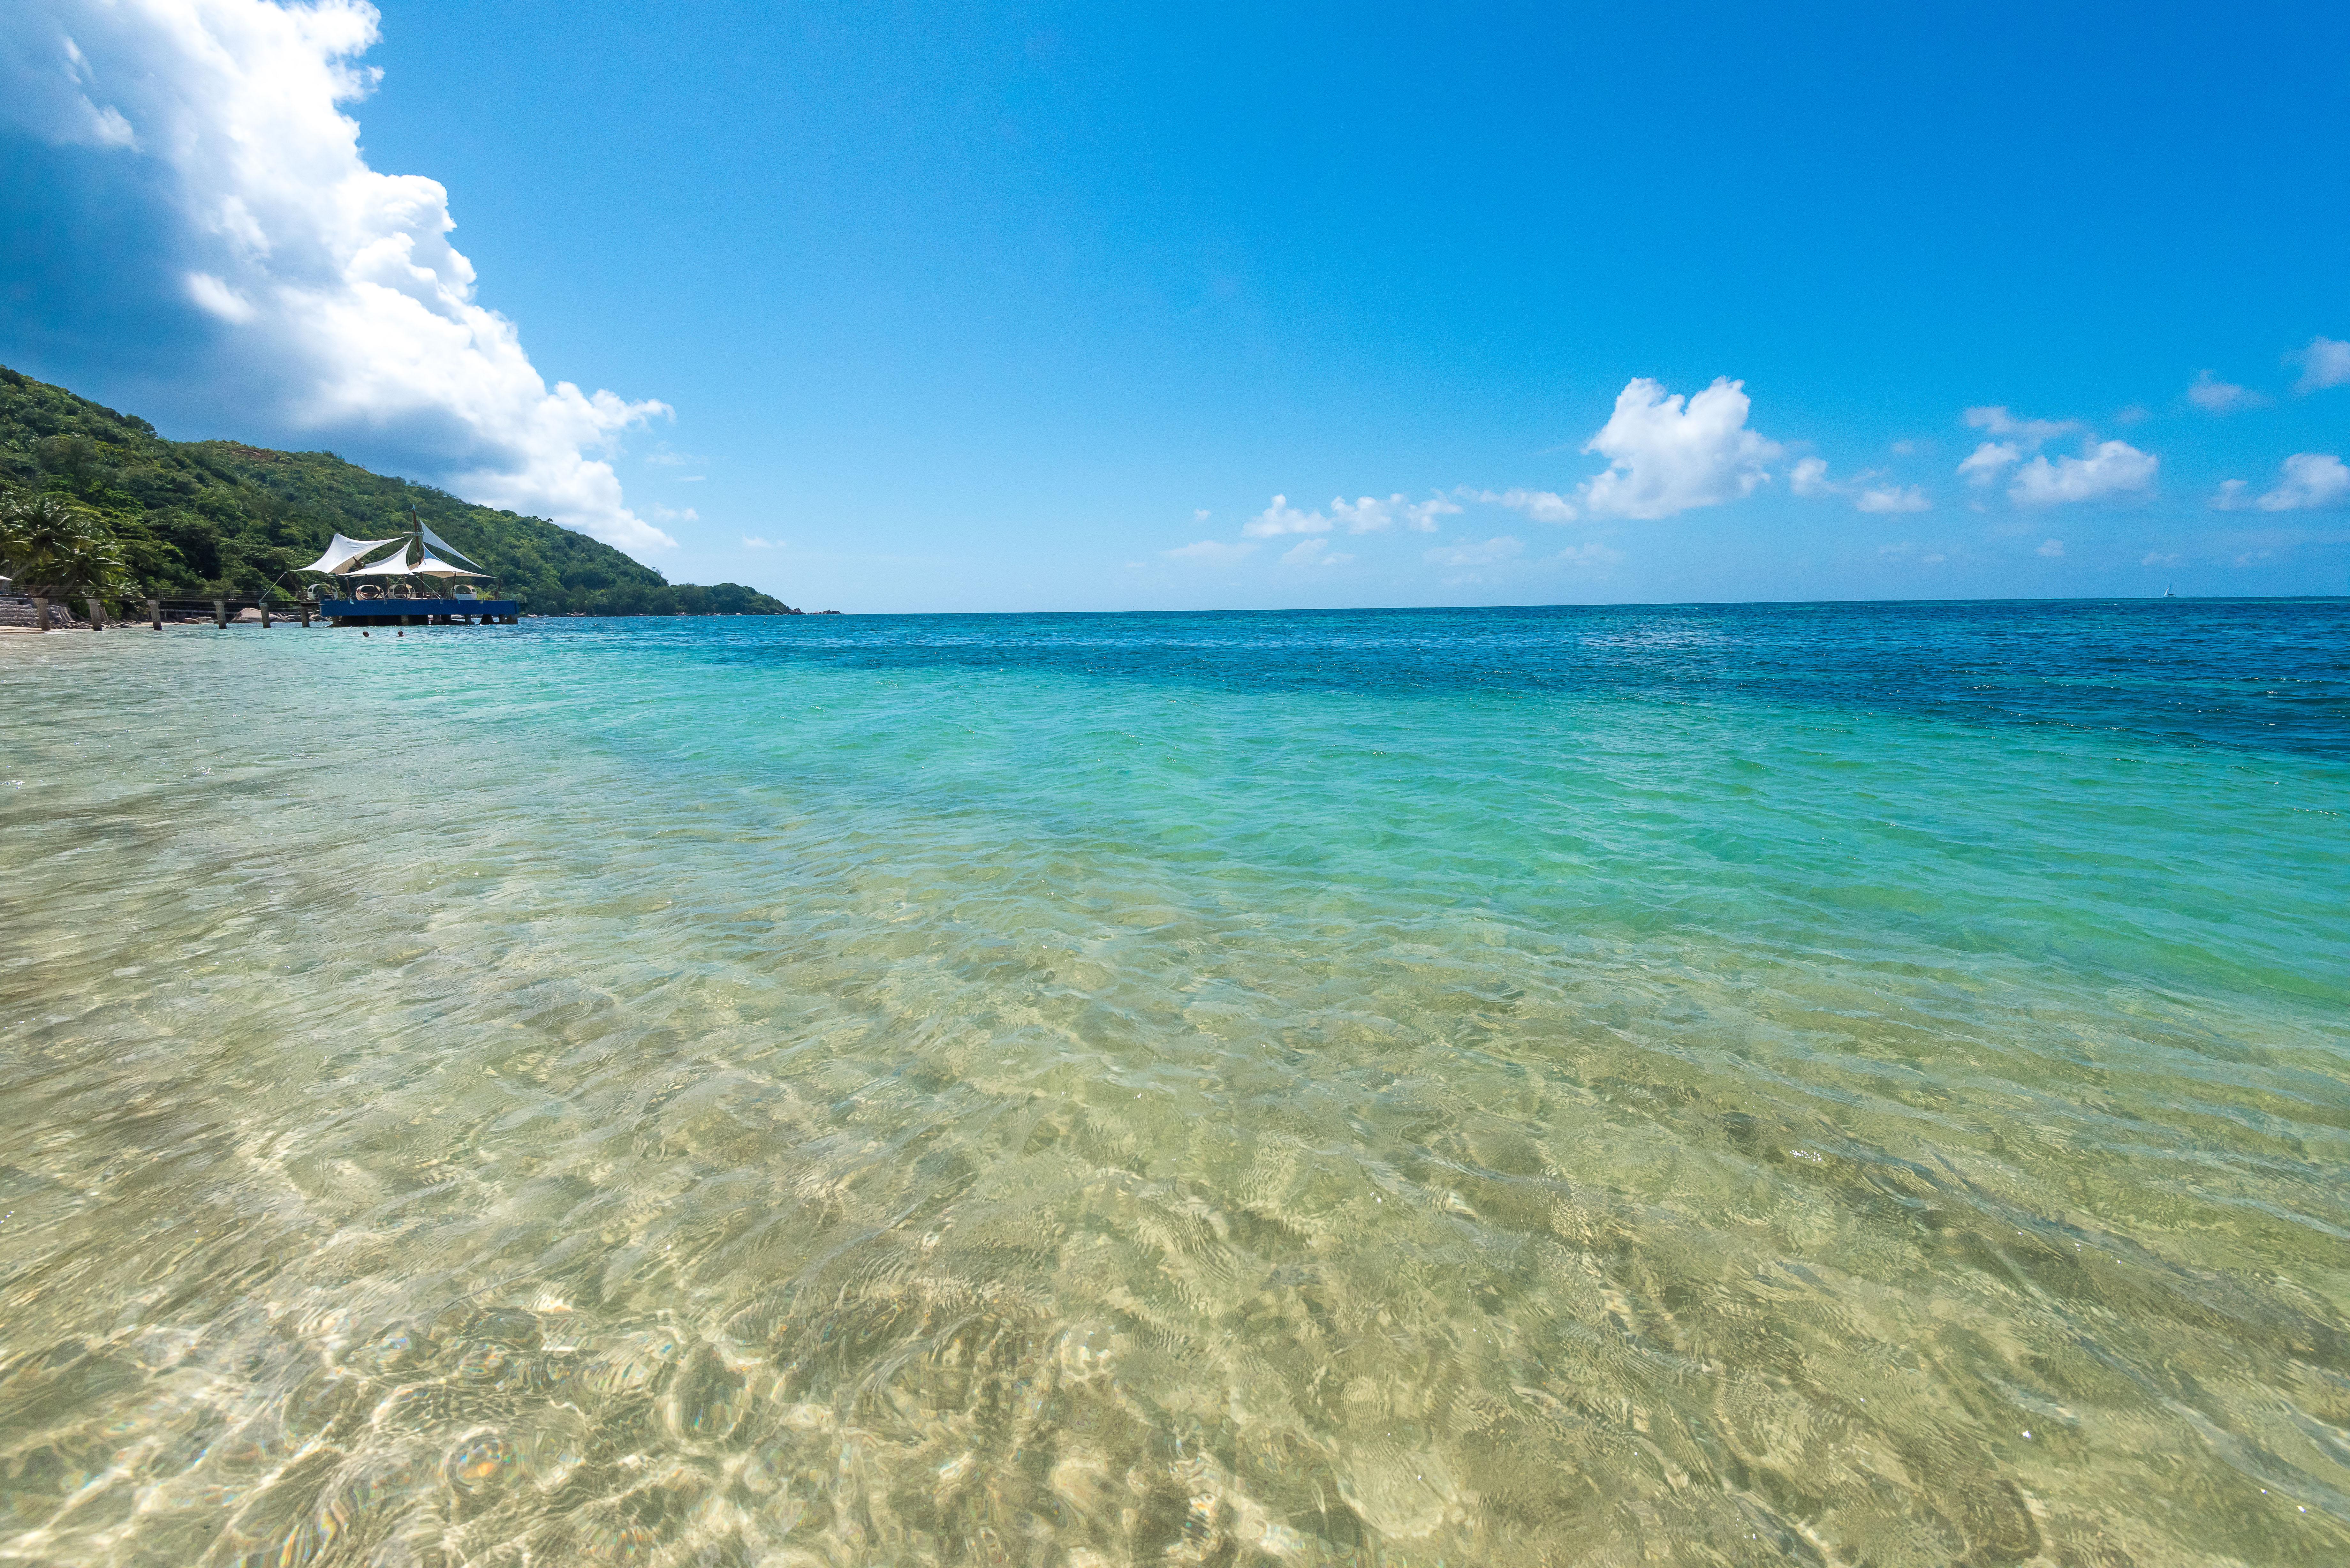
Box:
299;533;407;575
417;521;486;572
345;544;420;577
411;554;489;579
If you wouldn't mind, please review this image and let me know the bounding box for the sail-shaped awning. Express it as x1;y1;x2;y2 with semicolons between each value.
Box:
418;522;485;571
347;545;419;576
299;533;405;574
412;554;489;578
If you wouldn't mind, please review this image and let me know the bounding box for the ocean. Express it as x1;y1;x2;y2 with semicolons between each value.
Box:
1;600;2345;1567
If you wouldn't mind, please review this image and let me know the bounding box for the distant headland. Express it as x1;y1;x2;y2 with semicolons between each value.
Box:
0;364;813;617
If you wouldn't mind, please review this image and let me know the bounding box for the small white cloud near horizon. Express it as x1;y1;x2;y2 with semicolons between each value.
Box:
2010;440;2158;508
1964;406;2082;446
2142;551;2181;567
1280;538;1354;567
1790;456;1835;498
2187;371;2266;413
1958;441;2021;486
651;504;699;523
1242;495;1330;537
2036;539;2065;557
1242;492;1459;538
1553;541;1623;570
1880;541;1948;565
1857;484;1931;515
1193;508;1211;523
1423;536;1524;569
1580;377;1782;520
741;535;778;548
2215;452;2350;512
0;0;678;554
2292;337;2350;394
1164;539;1259;563
1471;487;1579;523
1957;405;2086;494
1792;456;1930;514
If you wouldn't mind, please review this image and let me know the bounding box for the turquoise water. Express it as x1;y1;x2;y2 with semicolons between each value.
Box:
1;601;2346;1567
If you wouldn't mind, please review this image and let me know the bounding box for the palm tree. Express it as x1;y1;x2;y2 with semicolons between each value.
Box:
0;490;135;628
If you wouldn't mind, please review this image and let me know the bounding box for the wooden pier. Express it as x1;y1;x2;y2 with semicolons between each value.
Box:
319;597;519;626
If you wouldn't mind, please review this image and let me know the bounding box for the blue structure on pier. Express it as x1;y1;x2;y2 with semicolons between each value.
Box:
321;598;518;625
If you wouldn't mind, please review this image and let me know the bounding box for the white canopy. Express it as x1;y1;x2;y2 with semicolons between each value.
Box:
411;554;489;579
418;522;485;572
300;533;406;575
347;545;419;576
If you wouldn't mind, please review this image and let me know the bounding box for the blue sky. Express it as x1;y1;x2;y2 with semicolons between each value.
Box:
4;0;2347;609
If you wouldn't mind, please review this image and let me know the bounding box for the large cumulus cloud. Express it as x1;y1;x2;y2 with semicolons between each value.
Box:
0;0;676;553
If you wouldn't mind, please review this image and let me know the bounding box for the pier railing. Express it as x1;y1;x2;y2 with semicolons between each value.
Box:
3;593;520;630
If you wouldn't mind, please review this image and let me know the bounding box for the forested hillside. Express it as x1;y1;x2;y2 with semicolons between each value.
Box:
0;364;798;615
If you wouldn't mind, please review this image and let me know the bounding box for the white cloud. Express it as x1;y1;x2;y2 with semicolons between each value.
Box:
1856;484;1931;515
1891;439;1917;456
1579;377;1782;520
1552;542;1622;570
742;535;778;548
1879;541;1948;565
1793;456;1929;514
2293;336;2350;394
1957;441;2021;485
1163;539;1259;563
1244;492;1456;537
3;21;139;147
1349;493;1459;532
1963;406;2081;446
1958;406;2091;493
2218;452;2350;512
2235;549;2275;567
1473;487;1578;523
644;442;705;467
2187;371;2265;413
1240;495;1329;537
650;504;698;523
1280;538;1353;567
1192;508;1211;523
2142;552;2180;567
185;270;258;323
0;0;676;554
2036;539;2065;558
1423;536;1524;569
2009;441;2158;508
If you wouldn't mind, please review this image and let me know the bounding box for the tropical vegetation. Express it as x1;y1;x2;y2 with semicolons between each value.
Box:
0;363;801;616
0;489;136;613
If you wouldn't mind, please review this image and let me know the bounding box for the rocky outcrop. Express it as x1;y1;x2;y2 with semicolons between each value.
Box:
0;594;87;629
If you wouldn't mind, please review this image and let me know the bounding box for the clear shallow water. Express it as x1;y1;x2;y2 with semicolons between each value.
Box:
1;600;2346;1568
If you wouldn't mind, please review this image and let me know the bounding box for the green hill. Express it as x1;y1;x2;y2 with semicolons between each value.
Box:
0;363;798;615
